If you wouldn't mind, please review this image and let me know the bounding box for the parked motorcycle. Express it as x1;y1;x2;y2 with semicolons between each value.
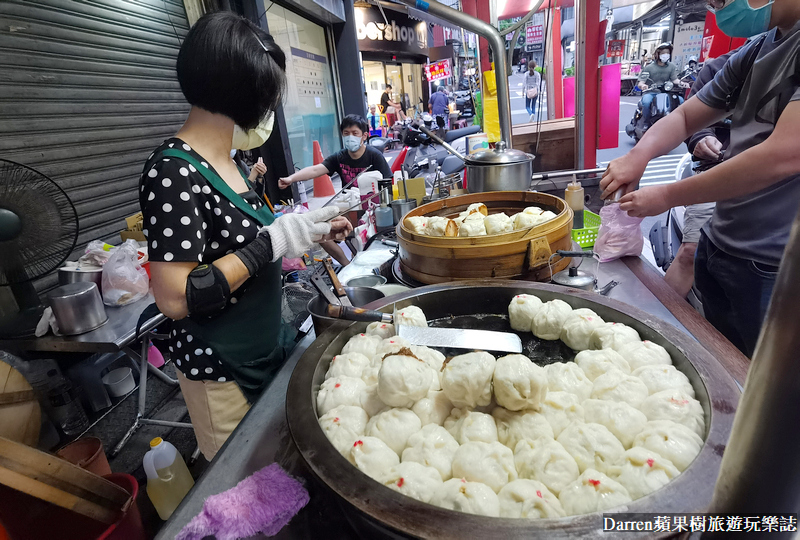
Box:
400;117;479;179
625;80;686;142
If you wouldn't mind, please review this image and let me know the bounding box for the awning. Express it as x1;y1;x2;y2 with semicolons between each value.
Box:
498;0;658;19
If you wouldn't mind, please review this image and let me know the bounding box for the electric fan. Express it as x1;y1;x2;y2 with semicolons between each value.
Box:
0;159;79;338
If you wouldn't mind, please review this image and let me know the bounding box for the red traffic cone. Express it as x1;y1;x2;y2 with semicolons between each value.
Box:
312;140;335;198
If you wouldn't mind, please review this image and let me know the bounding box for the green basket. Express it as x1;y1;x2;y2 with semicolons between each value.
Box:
571;209;602;248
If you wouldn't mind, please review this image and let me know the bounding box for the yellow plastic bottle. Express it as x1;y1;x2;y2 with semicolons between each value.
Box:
143;437;195;520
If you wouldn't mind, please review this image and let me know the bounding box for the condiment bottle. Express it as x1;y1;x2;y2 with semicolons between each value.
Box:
565;179;585;229
375;187;394;229
143;437;195;520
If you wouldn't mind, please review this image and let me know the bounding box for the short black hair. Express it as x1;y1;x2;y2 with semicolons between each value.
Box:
177;11;286;130
340;114;369;133
386;84;392;89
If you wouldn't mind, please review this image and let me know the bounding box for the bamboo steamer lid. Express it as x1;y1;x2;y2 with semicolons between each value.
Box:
0;360;40;447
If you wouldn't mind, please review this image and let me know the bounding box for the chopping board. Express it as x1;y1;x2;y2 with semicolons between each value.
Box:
0;360;40;447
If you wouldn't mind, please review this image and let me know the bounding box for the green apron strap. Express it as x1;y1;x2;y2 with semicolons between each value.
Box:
158;148;272;227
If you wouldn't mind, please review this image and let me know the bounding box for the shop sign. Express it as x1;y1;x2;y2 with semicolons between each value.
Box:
356;7;428;56
424;59;451;82
607;39;625;57
526;24;544;45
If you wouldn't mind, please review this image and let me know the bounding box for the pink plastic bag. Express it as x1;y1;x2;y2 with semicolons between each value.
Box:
101;241;149;306
594;204;644;262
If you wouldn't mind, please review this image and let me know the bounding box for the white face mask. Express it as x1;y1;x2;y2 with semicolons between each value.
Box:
343;135;363;153
231;112;274;150
659;53;670;63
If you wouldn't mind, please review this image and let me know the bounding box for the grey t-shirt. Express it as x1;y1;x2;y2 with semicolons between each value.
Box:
638;61;678;87
696;23;800;266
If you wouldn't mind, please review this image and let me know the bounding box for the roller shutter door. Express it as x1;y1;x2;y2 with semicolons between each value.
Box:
0;0;191;292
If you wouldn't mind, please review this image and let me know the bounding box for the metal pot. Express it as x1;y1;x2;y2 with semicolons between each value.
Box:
287;280;741;539
47;282;108;336
306;287;385;336
418;126;534;193
344;275;388;288
58;267;103;294
389;199;417;225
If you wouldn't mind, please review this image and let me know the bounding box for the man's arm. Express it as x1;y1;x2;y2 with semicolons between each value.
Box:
620;101;800;217
600;95;728;197
278;163;330;190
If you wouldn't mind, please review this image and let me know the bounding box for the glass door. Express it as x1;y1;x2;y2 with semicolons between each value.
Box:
401;63;422;117
384;63;405;114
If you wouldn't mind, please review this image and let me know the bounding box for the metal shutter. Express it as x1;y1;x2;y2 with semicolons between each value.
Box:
0;0;191;292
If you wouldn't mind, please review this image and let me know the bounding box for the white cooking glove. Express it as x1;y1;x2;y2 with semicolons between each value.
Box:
263;207;338;261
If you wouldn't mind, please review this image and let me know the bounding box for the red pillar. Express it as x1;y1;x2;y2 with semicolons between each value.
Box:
582;0;601;169
552;8;564;119
463;0;492;73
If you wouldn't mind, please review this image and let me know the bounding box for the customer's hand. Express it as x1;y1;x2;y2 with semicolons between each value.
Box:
693;136;723;161
252;159;267;177
322;216;353;242
278;176;293;190
600;153;647;199
619;185;674;218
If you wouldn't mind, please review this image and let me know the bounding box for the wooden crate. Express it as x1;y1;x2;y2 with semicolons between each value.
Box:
511;118;576;173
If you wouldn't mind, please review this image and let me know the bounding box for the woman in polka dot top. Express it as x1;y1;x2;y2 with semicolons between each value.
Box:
138;12;351;459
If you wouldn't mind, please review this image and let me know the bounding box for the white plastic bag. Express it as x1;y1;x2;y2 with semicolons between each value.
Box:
101;241;149;306
594;203;644;262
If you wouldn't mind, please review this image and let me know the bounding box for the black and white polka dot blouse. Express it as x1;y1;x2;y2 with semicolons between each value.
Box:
139;138;266;382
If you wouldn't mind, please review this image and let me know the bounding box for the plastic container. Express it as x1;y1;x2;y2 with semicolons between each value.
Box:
571;209;602;248
47;377;89;437
102;367;136;398
56;436;112;476
147;344;165;369
564;180;585;229
143;437;195;520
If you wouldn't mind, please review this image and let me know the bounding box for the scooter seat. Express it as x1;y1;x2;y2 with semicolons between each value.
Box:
368;137;390;153
444;124;481;143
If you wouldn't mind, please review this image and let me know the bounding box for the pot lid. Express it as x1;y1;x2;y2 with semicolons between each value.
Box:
467;141;532;165
552;267;596;289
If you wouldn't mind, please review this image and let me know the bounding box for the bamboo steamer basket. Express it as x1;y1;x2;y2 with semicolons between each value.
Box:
397;191;573;284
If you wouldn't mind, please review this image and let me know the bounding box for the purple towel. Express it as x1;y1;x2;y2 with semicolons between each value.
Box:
176;463;310;540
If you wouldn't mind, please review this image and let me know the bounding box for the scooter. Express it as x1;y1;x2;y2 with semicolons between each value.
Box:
625;80;685;142
400;116;480;179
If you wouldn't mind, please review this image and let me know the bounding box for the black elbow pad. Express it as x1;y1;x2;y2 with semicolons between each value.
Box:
186;264;231;317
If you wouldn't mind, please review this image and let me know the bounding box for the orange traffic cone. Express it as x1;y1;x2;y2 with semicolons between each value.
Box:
312;140;335;198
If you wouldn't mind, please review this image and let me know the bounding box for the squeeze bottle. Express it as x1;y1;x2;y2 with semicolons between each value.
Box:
143;437;195;520
565;180;585;229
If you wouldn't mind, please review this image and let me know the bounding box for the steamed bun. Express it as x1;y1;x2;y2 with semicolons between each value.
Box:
377;354;437;408
342;333;383;357
589;323;641;351
632;420;703;471
590;369;650;409
366;321;395;339
498;479;566;518
632;364;695;397
394;305;427;327
574;349;631;381
317;376;366;415
514;438;580;495
608;447;681;499
545;362;593;401
492;354;548;411
557;422;626;474
365;408;422;456
402;424;459;481
359;383;387;417
561;308;605;351
558;469;632;515
441;352;496;409
539;391;586;437
582;399;648;449
349;436;400;481
381;461;443;503
326;352;371;380
451;441;518;493
431;478;500;517
508;294;544;332
617;340;672;370
531;299;573;340
319;405;369;456
412;390;453;427
445;408;499;444
638;389;705;437
484;212;513;235
492;407;554;450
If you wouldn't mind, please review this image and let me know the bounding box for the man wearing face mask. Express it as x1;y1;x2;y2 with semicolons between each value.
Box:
278;114;392;192
637;42;685;126
600;0;800;357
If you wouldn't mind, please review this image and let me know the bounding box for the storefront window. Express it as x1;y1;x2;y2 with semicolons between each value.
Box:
363;60;386;112
261;3;340;172
402;63;422;115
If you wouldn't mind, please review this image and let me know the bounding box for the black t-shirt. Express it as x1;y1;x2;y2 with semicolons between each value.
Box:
321;146;392;186
139;137;268;382
380;91;390;112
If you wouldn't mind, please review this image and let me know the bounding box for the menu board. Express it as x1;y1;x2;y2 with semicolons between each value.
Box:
291;47;327;103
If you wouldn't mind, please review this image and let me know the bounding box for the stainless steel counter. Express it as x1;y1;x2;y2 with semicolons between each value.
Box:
157;256;695;539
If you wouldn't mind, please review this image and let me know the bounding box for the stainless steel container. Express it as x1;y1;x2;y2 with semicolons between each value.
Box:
287;280;741;539
465;141;534;193
344;275;388;288
306;286;385;336
47;282;108;336
390;199;417;225
58;267;103;294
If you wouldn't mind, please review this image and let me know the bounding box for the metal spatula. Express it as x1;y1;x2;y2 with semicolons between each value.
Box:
325;305;523;353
